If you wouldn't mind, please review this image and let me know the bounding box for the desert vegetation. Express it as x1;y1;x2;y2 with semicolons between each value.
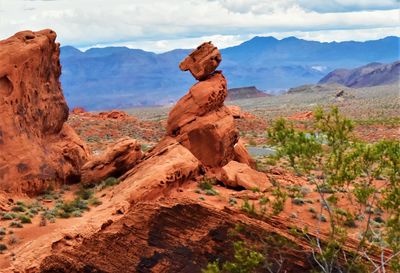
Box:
202;107;399;272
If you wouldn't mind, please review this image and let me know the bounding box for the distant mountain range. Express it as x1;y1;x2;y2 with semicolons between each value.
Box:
318;61;400;88
60;36;400;110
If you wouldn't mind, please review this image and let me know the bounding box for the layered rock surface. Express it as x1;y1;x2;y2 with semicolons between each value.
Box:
1;39;275;272
0;30;89;195
81;137;142;185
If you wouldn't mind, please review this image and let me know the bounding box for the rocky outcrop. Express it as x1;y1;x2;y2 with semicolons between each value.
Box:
39;201;312;273
81;137;142;185
0;30;89;195
227;105;256;120
233;139;256;168
179;42;222;81
167;43;253;169
98;110;131;120
220;161;270;191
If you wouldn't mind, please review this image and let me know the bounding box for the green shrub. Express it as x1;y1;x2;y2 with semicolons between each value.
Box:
18;215;32;224
198;178;214;191
11;205;25;212
9;221;22;228
204;189;219;196
1;213;16;220
75;187;94;200
271;186;287;215
89;197;102;206
100;177;120;189
203;241;264;273
241;199;256;216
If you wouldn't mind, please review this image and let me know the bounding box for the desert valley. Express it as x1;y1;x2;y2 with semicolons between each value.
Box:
0;15;399;273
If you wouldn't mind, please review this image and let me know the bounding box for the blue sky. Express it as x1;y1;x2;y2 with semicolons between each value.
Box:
0;0;399;52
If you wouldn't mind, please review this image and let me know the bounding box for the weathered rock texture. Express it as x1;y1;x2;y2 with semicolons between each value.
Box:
167;43;253;169
39;201;313;273
0;30;89;195
179;42;222;81
81;137;142;185
220;160;270;191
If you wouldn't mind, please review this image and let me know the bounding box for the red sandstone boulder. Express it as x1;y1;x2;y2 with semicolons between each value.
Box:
0;29;89;195
220;161;270;191
227;105;257;119
179;42;222;81
119;137;201;203
71;107;86;114
81;137;142;185
227;105;241;118
234;139;256;168
167;72;239;168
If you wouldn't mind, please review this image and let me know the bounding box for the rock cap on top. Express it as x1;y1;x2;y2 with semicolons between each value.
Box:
179;42;221;81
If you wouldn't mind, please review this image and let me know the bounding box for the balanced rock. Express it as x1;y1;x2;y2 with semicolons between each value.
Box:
0;29;89;195
168;43;255;168
81;137;142;185
220;161;270;191
179;42;222;81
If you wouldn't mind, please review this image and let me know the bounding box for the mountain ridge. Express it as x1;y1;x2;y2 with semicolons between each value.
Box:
319;60;400;88
60;36;400;110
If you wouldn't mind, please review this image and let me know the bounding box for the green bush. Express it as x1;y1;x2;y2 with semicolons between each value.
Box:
268;107;400;272
18;215;32;224
1;213;16;220
75;187;94;200
100;177;120;189
202;241;264;273
9;221;22;228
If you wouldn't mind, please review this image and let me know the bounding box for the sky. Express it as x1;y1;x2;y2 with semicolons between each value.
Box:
0;0;399;52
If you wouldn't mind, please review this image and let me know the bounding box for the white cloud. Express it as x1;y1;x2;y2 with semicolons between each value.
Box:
0;0;398;50
79;26;400;53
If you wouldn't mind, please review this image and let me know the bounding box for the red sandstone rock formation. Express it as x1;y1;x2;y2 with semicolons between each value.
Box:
98;110;131;120
227;105;257;119
179;42;222;81
81;137;142;185
2;39;387;273
167;43;254;169
0;30;89;195
220;160;271;191
39;200;313;273
233;139;256;168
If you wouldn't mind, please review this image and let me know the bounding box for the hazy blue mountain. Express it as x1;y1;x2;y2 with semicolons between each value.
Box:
60;36;399;110
318;61;400;88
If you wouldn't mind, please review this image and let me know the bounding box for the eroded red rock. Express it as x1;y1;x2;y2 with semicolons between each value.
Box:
287;111;313;121
227;105;257;119
167;72;240;168
234;138;256;168
168;46;257;168
98;110;130;120
220;160;270;191
81;137;142;185
0;29;89;195
179;42;221;81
